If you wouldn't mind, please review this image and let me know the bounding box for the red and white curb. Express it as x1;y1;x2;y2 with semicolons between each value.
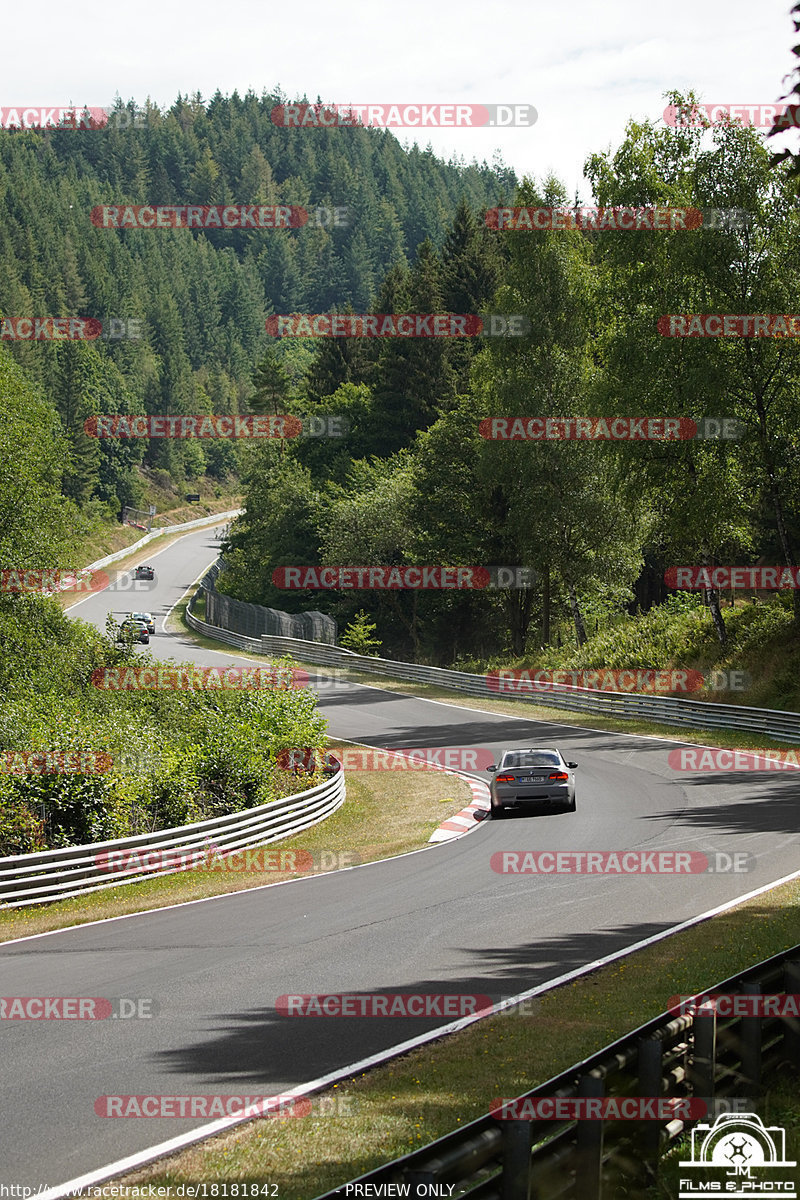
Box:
334;742;490;844
429;775;490;842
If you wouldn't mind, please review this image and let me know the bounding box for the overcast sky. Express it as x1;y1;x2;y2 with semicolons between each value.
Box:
5;0;799;196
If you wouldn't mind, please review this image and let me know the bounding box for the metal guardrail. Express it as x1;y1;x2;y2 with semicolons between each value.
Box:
186;558;800;744
0;765;345;909
185;604;264;654
83;509;241;574
251;633;800;745
316;946;800;1199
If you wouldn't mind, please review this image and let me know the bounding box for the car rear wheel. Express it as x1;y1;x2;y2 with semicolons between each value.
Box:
490;803;505;819
564;796;576;812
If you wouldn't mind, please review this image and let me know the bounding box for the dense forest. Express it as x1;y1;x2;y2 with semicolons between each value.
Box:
219;89;800;663
0;89;514;521
2;88;800;669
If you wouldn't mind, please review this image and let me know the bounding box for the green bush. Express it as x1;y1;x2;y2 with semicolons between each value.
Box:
0;594;329;853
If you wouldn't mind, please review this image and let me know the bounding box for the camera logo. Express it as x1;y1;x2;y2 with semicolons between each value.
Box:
679;1112;796;1198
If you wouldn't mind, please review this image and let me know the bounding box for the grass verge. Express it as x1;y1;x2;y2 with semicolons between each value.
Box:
38;616;800;1196
176;604;800;756
87;875;800;1198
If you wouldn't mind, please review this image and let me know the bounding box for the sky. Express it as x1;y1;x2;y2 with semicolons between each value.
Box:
4;0;799;196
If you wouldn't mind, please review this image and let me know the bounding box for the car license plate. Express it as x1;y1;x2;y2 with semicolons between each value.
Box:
520;775;544;783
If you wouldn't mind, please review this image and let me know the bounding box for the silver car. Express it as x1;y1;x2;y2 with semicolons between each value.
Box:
489;747;577;818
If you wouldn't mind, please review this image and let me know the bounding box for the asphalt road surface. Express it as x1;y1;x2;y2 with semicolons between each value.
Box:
3;521;800;1189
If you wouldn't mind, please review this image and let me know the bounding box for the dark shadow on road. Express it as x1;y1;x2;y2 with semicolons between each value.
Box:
151;920;679;1085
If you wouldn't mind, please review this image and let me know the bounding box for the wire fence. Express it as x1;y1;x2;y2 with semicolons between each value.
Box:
196;560;337;643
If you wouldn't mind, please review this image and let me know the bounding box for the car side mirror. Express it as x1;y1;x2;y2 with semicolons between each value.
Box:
488;764;497;772
567;762;578;769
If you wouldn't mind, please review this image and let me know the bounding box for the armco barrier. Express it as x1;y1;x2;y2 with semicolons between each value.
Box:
0;764;345;909
245;633;800;745
82;508;241;575
317;946;800;1199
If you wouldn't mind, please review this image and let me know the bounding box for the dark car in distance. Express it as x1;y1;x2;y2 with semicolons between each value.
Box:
134;565;155;580
489;747;577;818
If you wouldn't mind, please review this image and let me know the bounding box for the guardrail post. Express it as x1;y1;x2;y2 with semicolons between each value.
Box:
690;1003;717;1110
635;1035;663;1181
782;959;800;1069
740;981;762;1100
575;1073;604;1200
501;1119;532;1200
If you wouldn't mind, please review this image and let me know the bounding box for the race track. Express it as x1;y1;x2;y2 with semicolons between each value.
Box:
3;522;799;1190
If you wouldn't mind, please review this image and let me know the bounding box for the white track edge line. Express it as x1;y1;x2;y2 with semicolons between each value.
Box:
39;862;800;1199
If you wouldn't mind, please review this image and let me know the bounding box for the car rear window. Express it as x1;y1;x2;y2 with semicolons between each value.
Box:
502;751;561;768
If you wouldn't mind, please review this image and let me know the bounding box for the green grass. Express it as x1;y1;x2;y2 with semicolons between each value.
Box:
454;592;800;713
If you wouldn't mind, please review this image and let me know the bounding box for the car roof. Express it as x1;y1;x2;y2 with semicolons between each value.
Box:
502;746;561;755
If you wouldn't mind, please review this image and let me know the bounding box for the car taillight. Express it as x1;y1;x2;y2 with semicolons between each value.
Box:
548;771;569;781
496;774;516;782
